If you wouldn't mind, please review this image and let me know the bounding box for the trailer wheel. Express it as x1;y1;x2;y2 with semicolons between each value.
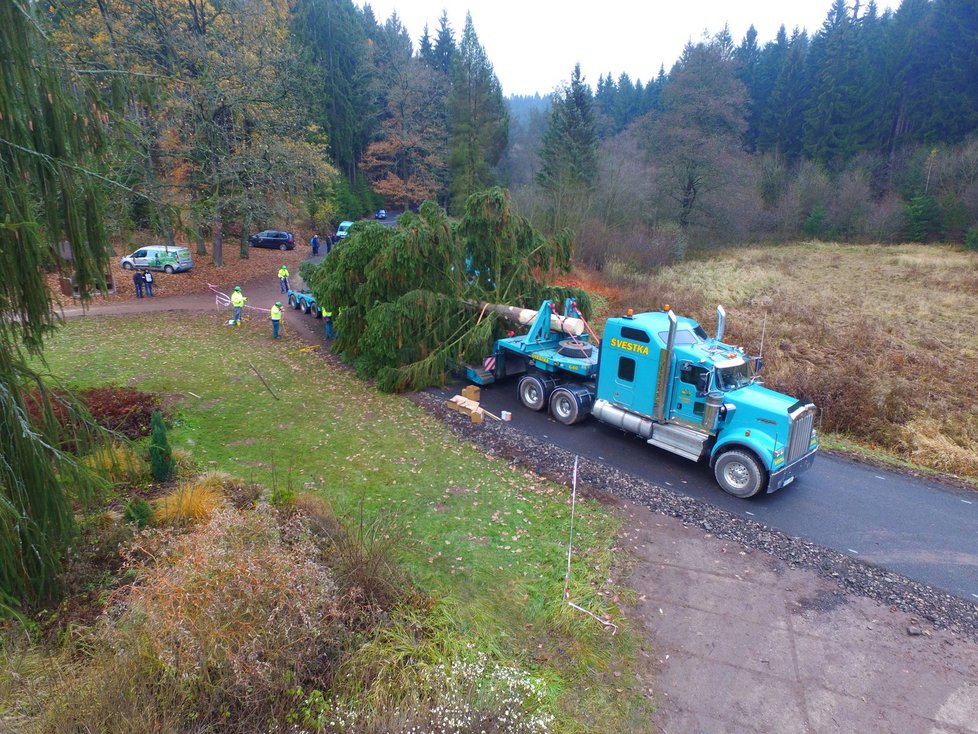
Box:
714;450;766;498
301;299;310;314
518;375;547;411
549;387;581;425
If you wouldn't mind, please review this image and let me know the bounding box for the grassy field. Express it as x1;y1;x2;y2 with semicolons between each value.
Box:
25;312;648;731
594;242;978;482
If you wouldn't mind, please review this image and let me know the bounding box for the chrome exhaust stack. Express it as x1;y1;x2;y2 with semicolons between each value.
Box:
716;305;726;343
653;309;678;423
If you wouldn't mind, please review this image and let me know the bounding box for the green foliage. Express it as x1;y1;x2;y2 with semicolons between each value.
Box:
447;14;508;212
965;227;978;252
149;411;175;483
0;0;116;607
803;206;827;238
123;499;154;528
904;193;943;242
305;189;588;392
269;485;297;508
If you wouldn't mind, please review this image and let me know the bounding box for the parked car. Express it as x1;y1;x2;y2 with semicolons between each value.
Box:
335;221;354;240
248;230;295;250
375;209;387;220
120;245;193;273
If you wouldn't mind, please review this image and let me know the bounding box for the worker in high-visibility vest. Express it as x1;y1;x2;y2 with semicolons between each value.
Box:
322;309;333;339
278;265;290;293
270;301;283;338
230;286;246;325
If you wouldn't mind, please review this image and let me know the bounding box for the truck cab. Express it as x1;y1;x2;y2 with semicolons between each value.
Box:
473;301;817;498
594;307;817;497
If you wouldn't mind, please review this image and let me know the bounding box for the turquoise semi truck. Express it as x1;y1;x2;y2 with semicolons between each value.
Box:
468;300;818;498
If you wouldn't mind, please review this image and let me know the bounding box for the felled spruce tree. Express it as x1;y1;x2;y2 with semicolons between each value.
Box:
303;188;590;392
149;410;175;482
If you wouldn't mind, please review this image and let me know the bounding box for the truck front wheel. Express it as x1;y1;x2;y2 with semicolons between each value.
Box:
714;450;766;498
518;375;547;411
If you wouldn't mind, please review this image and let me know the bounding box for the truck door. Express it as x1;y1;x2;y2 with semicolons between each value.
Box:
671;362;710;427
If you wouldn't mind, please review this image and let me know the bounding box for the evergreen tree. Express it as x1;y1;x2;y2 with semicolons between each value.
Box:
751;26;790;154
149;410;175;482
447;13;508;212
735;25;762;150
803;0;875;168
1;0;114;606
294;0;378;182
762;29;810;161
537;63;598;232
432;11;456;75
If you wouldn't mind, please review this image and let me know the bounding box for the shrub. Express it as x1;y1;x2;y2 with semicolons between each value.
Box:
153;482;223;526
39;510;344;733
169;446;196;477
269;485;297;508
123;499;153;528
148;410;174;482
80;442;146;487
966;226;978;251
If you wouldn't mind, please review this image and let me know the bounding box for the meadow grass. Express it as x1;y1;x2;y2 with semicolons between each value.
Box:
33;312;648;731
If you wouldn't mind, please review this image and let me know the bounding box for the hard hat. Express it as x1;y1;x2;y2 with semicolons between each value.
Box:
234;286;241;291
275;301;281;306
281;264;286;268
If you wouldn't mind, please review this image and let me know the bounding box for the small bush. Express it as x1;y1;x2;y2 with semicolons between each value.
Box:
81;443;146;485
148;410;174;482
269;485;297;507
40;510;345;732
170;446;196;477
965;226;978;251
153;482;223;526
123;499;153;528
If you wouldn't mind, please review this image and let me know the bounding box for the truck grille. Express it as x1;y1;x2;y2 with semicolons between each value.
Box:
786;404;816;463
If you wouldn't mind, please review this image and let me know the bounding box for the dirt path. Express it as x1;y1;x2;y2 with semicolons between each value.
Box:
65;281;978;734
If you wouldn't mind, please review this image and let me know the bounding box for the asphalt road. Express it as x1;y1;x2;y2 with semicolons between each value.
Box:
429;378;978;603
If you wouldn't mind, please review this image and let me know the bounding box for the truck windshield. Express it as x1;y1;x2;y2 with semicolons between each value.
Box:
716;362;752;391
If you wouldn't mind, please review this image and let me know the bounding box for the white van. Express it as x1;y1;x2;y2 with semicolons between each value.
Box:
120;245;193;273
335;221;354;240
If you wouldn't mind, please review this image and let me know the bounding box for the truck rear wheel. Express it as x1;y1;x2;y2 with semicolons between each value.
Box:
518;375;547;411
549;387;581;425
714;450;766;498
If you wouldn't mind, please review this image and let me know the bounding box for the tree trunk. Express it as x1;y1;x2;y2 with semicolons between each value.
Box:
212;213;224;266
196;226;207;257
239;222;249;260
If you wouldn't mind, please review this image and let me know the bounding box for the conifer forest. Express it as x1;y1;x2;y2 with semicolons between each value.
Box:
10;0;978;268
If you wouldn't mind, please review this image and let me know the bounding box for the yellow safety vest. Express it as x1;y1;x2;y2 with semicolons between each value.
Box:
270;304;282;320
231;291;245;307
278;267;289;279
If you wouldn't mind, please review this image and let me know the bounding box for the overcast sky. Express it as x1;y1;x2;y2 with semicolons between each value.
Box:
359;0;899;96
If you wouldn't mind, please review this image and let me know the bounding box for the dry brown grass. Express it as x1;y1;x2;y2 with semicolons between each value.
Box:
81;443;146;485
584;243;978;479
153;480;224;526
